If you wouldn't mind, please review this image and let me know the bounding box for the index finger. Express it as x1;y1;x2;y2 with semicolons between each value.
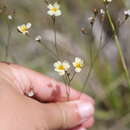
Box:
0;62;94;103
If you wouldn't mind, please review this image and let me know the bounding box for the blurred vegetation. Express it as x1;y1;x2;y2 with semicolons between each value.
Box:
1;0;130;130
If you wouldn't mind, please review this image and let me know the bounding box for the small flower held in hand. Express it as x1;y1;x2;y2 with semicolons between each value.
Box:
73;57;84;73
54;61;70;76
47;2;62;17
17;22;32;35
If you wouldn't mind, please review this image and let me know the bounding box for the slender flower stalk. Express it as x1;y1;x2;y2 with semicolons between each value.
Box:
29;34;58;60
47;2;62;59
5;14;14;60
105;5;130;87
5;21;12;59
80;24;112;96
52;17;60;59
63;75;70;100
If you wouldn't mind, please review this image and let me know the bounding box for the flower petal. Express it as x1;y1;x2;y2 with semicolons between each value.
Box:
26;23;32;29
54;61;62;67
58;71;65;76
54;2;60;9
17;26;22;32
75;57;81;62
48;10;55;16
48;4;53;9
75;68;81;73
63;61;70;70
55;10;62;16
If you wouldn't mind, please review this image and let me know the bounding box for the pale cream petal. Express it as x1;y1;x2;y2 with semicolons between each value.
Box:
72;62;77;67
54;2;60;9
55;68;65;75
54;61;62;67
23;31;28;35
75;68;81;73
59;71;65;76
17;26;22;32
55;68;62;72
48;4;53;9
48;10;55;16
63;61;70;70
26;22;32;29
107;0;112;2
55;10;62;16
75;57;81;62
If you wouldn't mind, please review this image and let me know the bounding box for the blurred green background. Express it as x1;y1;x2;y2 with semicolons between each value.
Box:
1;0;130;129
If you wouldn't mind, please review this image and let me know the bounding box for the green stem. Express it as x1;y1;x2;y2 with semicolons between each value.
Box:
5;21;12;60
106;6;130;87
52;17;60;60
63;74;70;100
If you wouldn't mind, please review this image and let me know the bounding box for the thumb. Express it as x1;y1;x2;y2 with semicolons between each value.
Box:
42;100;94;129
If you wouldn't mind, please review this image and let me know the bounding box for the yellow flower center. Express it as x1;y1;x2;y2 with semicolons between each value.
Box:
75;63;81;68
51;8;58;12
58;65;65;70
21;25;27;32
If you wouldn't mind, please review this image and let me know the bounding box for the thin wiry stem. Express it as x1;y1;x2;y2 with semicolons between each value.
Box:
64;71;77;100
69;72;76;83
5;21;12;60
80;28;108;96
105;5;130;87
27;34;58;60
63;74;70;100
38;41;58;60
88;40;93;67
52;17;60;60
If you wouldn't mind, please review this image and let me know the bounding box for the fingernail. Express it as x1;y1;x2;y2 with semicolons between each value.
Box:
75;101;95;121
77;128;86;130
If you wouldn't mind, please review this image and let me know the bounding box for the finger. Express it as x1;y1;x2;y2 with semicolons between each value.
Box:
67;126;86;130
69;117;94;130
0;62;94;103
42;100;94;130
82;117;94;128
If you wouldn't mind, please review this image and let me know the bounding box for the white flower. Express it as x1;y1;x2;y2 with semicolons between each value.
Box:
100;9;105;15
8;15;13;20
73;57;84;73
17;22;32;35
54;61;70;76
47;2;62;17
124;9;130;16
107;0;112;2
35;35;42;42
104;0;112;3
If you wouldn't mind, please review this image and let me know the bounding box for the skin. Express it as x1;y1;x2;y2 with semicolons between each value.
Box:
0;62;95;130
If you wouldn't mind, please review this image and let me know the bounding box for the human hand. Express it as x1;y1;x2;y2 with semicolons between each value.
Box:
0;62;94;130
